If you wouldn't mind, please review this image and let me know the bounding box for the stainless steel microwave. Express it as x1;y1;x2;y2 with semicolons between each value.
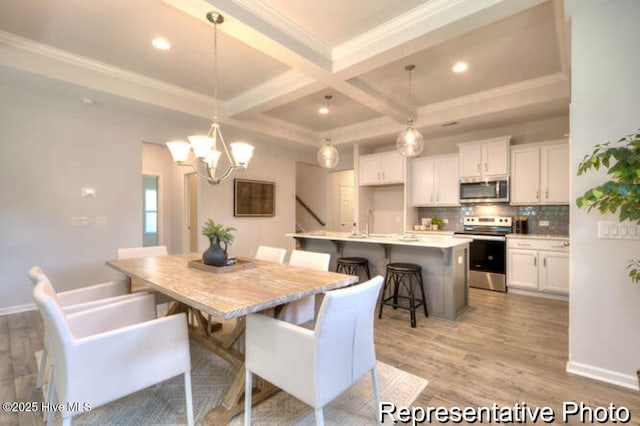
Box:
459;177;509;203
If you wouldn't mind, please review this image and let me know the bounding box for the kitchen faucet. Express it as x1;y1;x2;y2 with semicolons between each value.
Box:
365;209;374;237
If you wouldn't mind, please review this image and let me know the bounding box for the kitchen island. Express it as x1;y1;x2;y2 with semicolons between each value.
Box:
286;232;471;321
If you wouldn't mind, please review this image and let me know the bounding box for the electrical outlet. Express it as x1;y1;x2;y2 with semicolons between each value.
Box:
95;216;107;226
539;220;550;227
71;216;89;227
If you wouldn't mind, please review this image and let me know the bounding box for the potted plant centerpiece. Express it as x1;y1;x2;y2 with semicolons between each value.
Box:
201;219;236;267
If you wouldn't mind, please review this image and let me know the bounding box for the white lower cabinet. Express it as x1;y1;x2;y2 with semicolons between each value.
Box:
507;237;570;295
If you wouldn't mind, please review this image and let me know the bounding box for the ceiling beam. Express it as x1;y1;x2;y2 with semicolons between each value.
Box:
177;0;548;124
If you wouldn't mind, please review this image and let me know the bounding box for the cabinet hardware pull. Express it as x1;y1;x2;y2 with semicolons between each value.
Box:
430;194;434;202
534;257;537;266
518;243;531;247
543;258;547;267
436;194;439;202
382;172;385;180
477;163;480;173
536;189;539;200
563;241;570;247
484;162;488;172
545;189;549;199
550;245;563;248
377;172;381;180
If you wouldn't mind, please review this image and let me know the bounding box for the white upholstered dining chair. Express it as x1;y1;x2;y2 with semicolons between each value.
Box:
32;279;194;426
279;249;331;325
244;275;384;426
254;245;287;263
27;266;146;392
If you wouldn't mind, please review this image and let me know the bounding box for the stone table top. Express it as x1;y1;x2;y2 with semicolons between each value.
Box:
106;253;358;320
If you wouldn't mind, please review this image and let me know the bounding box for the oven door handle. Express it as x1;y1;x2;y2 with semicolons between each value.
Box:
459;235;506;242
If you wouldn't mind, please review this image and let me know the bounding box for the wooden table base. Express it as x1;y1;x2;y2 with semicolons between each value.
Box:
183;307;278;425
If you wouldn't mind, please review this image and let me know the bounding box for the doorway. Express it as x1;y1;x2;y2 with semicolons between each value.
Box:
339;185;354;232
185;173;199;252
142;175;159;246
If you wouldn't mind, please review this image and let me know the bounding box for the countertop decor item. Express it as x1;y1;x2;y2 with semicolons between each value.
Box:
430;217;443;230
165;12;254;185
201;219;235;266
576;130;640;282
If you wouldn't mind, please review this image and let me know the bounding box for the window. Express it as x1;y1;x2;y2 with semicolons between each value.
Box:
143;175;159;246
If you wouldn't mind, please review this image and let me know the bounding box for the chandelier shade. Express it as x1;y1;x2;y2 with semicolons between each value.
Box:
396;64;424;158
165;12;254;185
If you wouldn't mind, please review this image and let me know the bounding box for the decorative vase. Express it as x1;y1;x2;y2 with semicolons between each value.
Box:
203;238;228;267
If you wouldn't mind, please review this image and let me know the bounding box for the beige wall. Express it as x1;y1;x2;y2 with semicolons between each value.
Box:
567;0;640;390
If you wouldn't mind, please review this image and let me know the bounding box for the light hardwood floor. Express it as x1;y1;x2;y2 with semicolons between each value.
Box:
1;289;638;425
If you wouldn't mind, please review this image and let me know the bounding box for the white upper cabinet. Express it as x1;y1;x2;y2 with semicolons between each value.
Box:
458;136;510;179
510;140;569;205
410;155;459;206
359;151;404;186
540;143;570;204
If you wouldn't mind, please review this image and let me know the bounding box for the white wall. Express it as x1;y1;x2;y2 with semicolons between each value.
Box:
196;143;316;260
567;0;640;390
296;162;328;233
0;85;143;309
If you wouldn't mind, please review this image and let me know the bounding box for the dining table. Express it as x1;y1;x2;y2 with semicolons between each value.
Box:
106;252;358;424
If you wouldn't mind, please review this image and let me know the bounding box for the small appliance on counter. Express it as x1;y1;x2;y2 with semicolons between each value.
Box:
514;216;528;234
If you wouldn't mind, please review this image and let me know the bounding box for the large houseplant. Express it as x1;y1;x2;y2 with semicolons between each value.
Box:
576;130;640;282
201;219;236;266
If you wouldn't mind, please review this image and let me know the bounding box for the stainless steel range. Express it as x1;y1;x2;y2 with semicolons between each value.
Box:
454;216;512;292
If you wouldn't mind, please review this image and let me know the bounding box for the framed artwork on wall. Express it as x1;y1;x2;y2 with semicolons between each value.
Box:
234;179;276;217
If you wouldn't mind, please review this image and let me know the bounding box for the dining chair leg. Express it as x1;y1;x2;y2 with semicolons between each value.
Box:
371;366;381;423
45;368;55;420
36;346;47;389
315;407;324;426
184;372;194;426
244;369;252;426
46;384;57;426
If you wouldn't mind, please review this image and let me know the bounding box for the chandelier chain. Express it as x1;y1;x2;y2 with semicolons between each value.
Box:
213;20;219;123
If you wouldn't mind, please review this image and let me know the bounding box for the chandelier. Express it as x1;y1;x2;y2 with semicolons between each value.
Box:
317;94;339;169
396;64;424;157
166;12;254;184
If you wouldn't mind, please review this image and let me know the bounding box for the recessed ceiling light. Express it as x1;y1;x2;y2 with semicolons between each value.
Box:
81;97;94;105
152;37;171;50
318;107;329;115
452;62;468;73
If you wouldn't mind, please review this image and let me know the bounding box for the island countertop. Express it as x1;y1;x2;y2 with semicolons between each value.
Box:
285;232;471;249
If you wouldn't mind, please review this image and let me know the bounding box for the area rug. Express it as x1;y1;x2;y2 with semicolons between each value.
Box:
37;343;428;425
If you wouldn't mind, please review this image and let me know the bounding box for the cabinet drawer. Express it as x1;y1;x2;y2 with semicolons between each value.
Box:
507;238;570;252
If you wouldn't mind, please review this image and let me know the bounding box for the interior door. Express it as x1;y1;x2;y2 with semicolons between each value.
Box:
339;185;354;232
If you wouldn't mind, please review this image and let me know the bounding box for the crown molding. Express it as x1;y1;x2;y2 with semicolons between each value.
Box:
0;30;212;105
332;0;547;75
420;73;569;115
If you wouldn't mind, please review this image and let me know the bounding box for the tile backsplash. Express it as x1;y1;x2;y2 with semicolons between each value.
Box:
417;204;569;235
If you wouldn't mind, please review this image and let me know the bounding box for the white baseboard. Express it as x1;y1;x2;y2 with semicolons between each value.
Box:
566;361;639;391
0;303;36;316
508;287;569;301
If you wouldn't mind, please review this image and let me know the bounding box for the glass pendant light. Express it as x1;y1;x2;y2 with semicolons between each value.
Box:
397;64;424;157
317;95;339;169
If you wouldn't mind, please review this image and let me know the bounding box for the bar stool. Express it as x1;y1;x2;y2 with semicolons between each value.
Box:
336;257;371;283
378;263;428;328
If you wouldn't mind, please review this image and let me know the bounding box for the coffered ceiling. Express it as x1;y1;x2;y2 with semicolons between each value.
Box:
0;0;570;148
